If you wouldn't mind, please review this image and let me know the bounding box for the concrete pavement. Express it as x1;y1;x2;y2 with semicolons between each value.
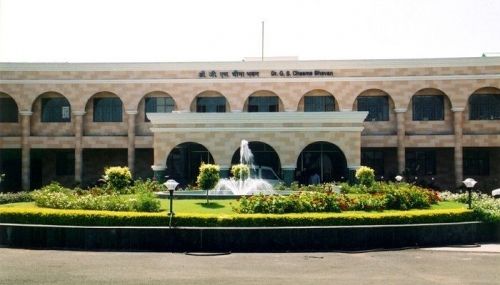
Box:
0;246;499;285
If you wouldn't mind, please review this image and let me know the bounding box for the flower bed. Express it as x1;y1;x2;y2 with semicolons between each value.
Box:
235;182;440;214
440;191;500;222
31;182;161;212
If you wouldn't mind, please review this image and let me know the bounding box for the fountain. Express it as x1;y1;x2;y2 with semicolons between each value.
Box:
212;140;276;195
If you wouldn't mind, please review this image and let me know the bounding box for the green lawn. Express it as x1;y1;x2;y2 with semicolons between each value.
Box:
0;199;466;215
161;199;235;214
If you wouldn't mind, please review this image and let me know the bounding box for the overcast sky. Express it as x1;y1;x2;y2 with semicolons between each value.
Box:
0;0;499;62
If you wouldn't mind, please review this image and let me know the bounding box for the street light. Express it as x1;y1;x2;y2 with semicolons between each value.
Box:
164;179;179;216
395;175;403;182
462;178;477;209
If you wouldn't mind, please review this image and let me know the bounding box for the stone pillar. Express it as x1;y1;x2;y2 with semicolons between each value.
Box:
347;165;361;185
73;111;85;185
20;111;32;190
282;166;296;186
126;110;137;177
395;108;407;174
151;165;167;183
219;165;230;179
452;108;464;186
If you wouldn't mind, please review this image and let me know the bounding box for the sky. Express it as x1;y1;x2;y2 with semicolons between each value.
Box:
0;0;499;62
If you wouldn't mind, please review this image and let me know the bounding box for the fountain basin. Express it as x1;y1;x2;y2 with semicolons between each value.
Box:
156;190;295;199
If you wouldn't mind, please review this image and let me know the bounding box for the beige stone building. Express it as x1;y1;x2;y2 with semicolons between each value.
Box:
0;57;499;191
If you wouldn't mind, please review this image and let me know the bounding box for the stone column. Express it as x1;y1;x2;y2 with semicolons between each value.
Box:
395;108;407;174
452;107;464;186
219;165;230;179
282;166;296;186
126;110;137;177
347;165;361;184
73;111;85;185
19;111;32;190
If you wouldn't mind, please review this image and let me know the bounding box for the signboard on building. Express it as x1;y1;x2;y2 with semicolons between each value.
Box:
198;70;333;78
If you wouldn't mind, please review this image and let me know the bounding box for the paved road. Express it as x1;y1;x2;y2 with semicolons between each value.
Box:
0;246;499;285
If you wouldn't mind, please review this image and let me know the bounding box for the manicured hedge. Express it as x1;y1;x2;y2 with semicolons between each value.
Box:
0;206;477;227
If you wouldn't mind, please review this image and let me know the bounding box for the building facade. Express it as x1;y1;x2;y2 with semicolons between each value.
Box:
0;57;499;191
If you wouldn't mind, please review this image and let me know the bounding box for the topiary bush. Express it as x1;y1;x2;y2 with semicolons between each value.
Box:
355;166;375;187
104;166;132;193
231;164;250;180
196;163;220;190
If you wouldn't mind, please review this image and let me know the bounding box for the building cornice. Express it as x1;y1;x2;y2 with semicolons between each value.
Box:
1;57;499;71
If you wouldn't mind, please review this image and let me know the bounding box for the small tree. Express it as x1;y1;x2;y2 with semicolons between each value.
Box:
104;166;132;193
231;164;250;180
355;166;375;188
196;163;220;204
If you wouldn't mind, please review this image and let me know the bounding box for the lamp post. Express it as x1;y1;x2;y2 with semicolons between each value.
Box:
462;178;477;209
164;179;179;216
395;175;403;182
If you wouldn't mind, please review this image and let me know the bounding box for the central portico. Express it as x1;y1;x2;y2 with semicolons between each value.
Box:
148;111;368;185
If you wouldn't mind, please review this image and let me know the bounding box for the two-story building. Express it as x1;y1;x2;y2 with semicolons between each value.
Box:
0;57;499;191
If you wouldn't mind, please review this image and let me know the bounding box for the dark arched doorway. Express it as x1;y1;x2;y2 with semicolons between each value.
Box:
296;142;347;184
166;142;214;187
231;141;281;178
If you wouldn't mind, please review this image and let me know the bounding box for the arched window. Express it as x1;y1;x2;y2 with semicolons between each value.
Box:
0;96;18;122
412;95;444;121
42;97;71;122
304;96;335;112
196;96;226;113
357;96;389;121
469;94;500;120
145;96;175;121
248;96;279;112
93;97;122;122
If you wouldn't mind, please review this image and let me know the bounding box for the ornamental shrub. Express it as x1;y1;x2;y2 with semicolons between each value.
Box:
196;163;220;190
348;194;386;211
104;166;132;193
439;191;499;222
31;182;160;212
355;166;375;187
129;179;163;194
133;190;161;212
231;164;250;180
0;192;33;204
384;186;431;210
234;192;344;214
472;198;500;223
